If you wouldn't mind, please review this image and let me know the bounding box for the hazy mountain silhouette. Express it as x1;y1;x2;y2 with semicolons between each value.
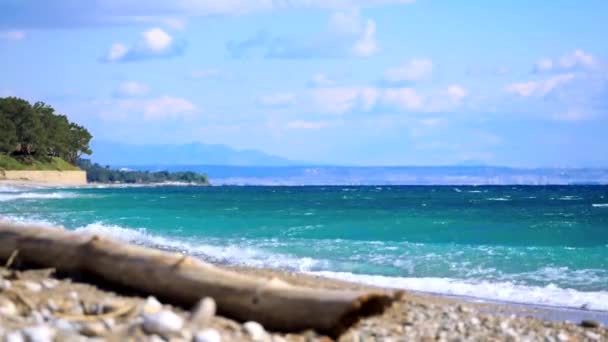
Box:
90;141;296;166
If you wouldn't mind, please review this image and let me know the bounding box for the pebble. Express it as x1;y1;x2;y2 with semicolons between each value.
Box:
190;297;216;327
142;310;184;337
584;331;601;341
0;297;18;316
4;331;25;342
143;296;163;314
193;329;222;342
52;319;75;332
22;281;42;293
21;325;56;342
79;322;107;337
40;279;58;289
0;279;11;290
557;331;570;341
243;321;268;341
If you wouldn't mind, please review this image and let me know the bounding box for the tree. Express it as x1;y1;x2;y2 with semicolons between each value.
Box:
67;123;92;164
0;110;17;153
0;97;93;165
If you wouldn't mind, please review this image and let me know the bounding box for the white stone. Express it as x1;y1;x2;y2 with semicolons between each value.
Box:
143;296;163;314
194;329;222;342
557;332;569;342
0;279;11;290
0;297;18;316
30;311;45;324
4;331;25;342
53;319;76;332
584;331;601;341
21;325;56;342
190;297;216;326
243;321;267;341
41;279;59;289
67;291;79;300
142;310;184;337
22;281;42;292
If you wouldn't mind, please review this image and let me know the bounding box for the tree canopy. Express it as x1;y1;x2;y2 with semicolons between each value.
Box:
0;97;92;164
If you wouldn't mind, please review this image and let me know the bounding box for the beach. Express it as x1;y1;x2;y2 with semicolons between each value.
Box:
0;262;606;341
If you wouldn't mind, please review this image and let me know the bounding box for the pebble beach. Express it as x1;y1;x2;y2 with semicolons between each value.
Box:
1;265;606;342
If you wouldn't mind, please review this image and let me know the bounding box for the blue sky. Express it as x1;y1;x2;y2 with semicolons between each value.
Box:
1;0;607;167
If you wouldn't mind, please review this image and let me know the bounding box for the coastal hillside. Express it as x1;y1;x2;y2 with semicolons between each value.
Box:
0;97;92;169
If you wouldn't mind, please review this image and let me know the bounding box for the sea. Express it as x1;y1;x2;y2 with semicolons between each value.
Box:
1;166;607;315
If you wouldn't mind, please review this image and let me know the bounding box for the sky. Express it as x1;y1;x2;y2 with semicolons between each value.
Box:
1;0;607;167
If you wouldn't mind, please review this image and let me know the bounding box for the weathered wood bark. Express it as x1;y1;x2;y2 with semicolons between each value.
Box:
0;222;396;336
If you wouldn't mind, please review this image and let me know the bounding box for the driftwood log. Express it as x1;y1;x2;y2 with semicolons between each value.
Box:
0;222;396;336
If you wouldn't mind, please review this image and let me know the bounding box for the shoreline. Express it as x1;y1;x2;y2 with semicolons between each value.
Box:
0;222;606;340
0;211;606;324
1;263;606;341
225;265;608;326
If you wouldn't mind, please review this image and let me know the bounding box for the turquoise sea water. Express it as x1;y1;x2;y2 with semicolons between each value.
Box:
1;184;607;310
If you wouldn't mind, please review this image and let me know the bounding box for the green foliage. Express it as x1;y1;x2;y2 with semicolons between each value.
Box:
0;97;92;164
78;159;209;185
0;155;80;171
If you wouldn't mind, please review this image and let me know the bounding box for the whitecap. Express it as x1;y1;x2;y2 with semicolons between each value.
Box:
0;192;79;202
592;203;608;208
309;271;608;311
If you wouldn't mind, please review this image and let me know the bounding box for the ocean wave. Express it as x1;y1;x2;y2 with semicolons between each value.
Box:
73;222;328;271
309;271;608;311
0;185;22;193
3;216;608;311
486;197;511;201
0;192;80;202
592;203;608;208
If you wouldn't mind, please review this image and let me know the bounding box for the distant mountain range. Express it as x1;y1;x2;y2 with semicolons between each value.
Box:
90;141;295;166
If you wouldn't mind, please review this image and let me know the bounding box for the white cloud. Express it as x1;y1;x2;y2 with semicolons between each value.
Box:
0;30;26;41
115;81;149;97
259;93;296;107
534;58;554;72
104;28;184;62
329;10;364;35
102;96;198;121
286;120;329;129
506;73;575;97
382;87;423;110
141;96;196;119
351;19;378;57
1;1;417;29
534;50;595;72
106;43;129;61
309;73;335;87
447;85;467;102
384;59;433;82
311;87;381;114
141;27;172;51
310;84;466;114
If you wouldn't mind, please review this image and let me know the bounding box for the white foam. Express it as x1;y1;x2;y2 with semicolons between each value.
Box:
0;192;79;202
4;216;608;311
309;271;608;311
592;203;608;208
73;222;327;271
